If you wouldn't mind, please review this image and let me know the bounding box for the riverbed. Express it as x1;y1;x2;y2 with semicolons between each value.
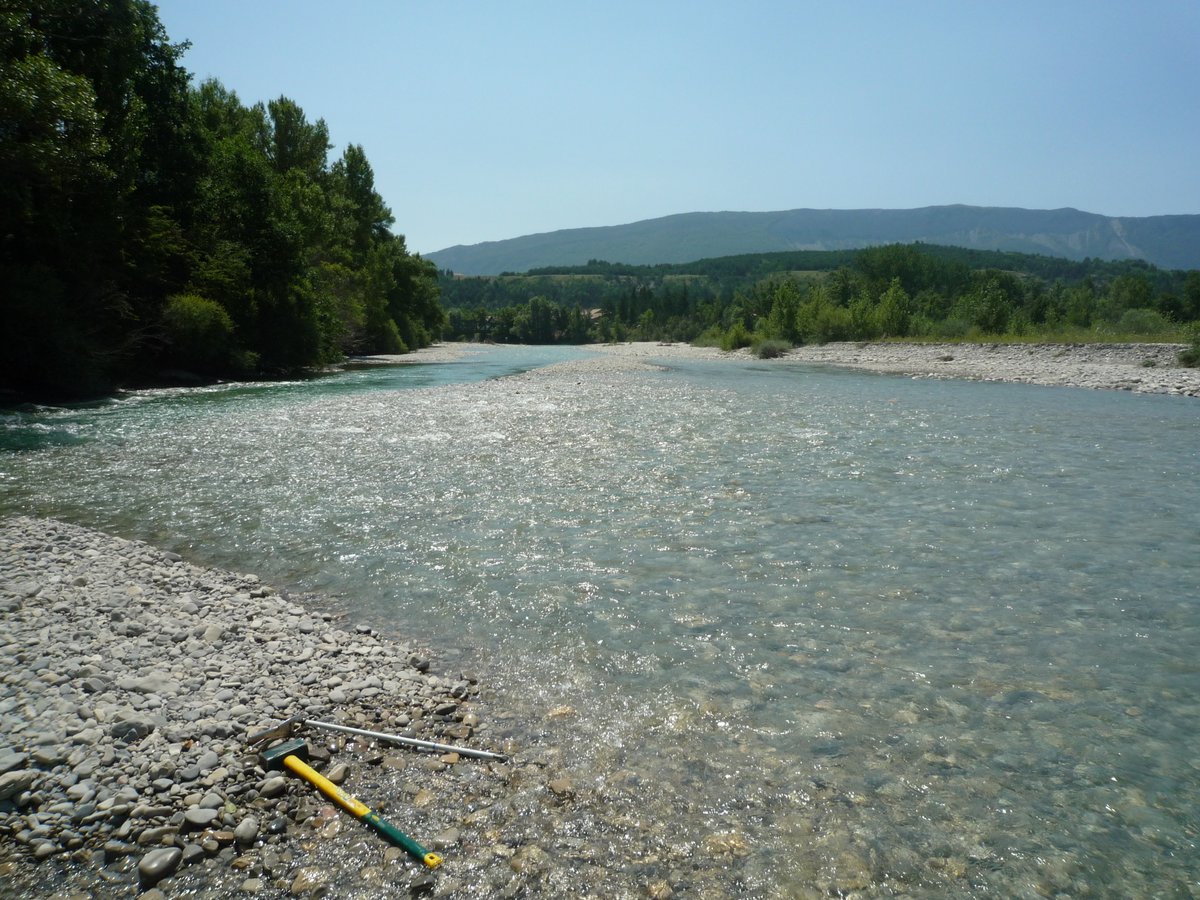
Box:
2;342;1198;897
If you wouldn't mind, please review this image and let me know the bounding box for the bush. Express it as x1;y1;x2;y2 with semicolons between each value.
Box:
1179;328;1200;367
1115;308;1176;336
796;300;854;343
720;322;753;352
753;338;791;359
162;294;238;375
691;326;724;348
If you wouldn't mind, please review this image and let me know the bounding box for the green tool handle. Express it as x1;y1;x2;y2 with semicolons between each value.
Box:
363;810;443;868
282;753;442;868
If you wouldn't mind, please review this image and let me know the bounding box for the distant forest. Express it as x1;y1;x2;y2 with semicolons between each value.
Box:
440;244;1200;352
2;1;443;400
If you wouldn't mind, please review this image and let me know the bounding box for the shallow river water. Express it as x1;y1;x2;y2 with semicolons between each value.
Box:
3;345;1198;897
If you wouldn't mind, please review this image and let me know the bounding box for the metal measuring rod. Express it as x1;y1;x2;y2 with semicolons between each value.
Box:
249;713;508;762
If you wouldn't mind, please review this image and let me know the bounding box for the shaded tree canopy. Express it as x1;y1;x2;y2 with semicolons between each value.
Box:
1;0;443;400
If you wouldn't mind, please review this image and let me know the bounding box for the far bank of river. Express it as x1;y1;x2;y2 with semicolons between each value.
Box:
374;339;1200;396
775;340;1199;396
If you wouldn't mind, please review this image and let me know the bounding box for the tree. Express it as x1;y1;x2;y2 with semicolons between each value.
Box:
1;3;445;397
1102;272;1153;321
161;293;240;374
965;276;1012;334
0;0;196;396
259;96;330;178
764;280;802;343
331;144;394;264
848;291;879;339
1183;272;1200;322
875;277;911;337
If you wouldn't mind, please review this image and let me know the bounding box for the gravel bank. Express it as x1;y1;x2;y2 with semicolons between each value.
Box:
357;338;1200;396
1;516;748;898
348;342;495;366
538;340;1200;397
781;341;1200;397
0;517;545;897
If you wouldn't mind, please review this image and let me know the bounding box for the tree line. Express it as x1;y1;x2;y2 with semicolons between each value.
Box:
440;243;1200;350
2;0;443;400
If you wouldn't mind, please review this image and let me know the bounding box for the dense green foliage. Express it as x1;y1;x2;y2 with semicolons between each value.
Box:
1;0;442;400
1179;329;1200;367
440;244;1200;350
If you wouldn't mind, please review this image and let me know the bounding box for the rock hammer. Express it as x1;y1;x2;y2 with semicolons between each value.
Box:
258;737;442;868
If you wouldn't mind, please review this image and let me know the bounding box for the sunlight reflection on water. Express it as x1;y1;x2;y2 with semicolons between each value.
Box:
3;349;1198;895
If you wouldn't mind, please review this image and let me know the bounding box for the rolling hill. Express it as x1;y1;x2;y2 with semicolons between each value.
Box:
426;205;1200;275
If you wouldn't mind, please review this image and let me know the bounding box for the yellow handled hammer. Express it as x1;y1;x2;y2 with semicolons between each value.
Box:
259;738;442;868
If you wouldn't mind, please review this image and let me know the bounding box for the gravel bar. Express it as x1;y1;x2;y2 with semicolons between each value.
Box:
0;516;566;898
780;340;1200;396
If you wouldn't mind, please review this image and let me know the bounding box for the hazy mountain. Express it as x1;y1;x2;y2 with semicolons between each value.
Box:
426;205;1200;275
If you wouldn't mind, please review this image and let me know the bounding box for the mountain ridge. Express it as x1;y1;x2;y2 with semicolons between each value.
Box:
426;205;1200;275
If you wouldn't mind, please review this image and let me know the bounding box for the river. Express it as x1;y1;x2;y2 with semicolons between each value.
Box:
3;344;1198;896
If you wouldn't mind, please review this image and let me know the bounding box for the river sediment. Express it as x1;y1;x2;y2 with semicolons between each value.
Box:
367;339;1200;397
0;516;559;898
780;340;1199;396
3;340;1196;897
585;340;1200;396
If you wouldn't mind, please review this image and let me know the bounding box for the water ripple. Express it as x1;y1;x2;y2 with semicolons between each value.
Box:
2;351;1198;895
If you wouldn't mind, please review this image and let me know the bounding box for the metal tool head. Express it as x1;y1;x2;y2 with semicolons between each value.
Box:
246;713;306;747
259;737;309;770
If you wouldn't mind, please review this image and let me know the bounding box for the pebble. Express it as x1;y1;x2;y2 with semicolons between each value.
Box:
234;815;260;846
183;807;220;829
138;846;182;887
0;751;29;774
180;842;207;866
289;866;326;895
324;764;349;785
0;769;37;801
548;776;575;798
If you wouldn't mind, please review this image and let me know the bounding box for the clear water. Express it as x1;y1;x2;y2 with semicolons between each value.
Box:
3;347;1198;896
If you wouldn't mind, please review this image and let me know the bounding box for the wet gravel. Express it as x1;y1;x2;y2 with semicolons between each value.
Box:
0;516;674;899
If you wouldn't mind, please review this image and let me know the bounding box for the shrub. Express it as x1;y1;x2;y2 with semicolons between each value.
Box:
1179;328;1200;367
754;339;791;359
797;300;854;343
720;322;752;352
162;294;238;375
1116;308;1176;336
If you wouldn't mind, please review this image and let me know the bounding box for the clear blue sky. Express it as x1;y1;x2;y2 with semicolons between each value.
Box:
153;1;1200;256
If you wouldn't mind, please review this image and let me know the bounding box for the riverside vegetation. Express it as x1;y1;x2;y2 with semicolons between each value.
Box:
439;243;1200;365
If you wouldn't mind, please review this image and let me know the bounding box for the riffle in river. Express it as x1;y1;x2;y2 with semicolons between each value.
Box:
2;344;1198;897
